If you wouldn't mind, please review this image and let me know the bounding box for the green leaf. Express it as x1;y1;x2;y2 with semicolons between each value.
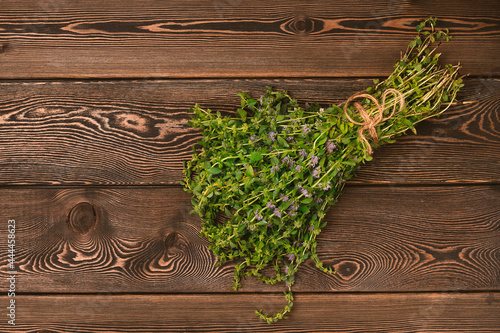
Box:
237;108;247;120
250;151;263;163
246;164;254;177
208;167;221;175
301;197;313;204
277;136;289;148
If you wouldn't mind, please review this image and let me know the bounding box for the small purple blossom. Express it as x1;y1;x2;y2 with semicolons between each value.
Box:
260;95;264;105
250;134;257;141
312;166;321;178
310;155;319;166
271;165;279;173
295;165;301;172
322;181;332;191
282;155;295;168
286;253;295;261
268;131;277;142
309;224;315;231
302;124;311;135
299;149;308;158
284;266;289;274
314;197;323;204
286;136;295;143
266;202;275;210
299;186;312;198
254;210;263;221
282;196;289;202
273;209;282;218
326;140;337;154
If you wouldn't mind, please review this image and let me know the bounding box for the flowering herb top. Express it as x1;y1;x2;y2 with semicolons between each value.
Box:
181;18;464;323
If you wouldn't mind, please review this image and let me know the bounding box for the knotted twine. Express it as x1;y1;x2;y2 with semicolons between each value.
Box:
343;88;405;155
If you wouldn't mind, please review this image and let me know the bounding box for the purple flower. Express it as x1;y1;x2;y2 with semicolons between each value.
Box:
314;197;323;204
322;181;332;191
260;95;264;105
310;155;319;166
286;253;295;261
302;124;311;135
295;165;301;172
266;202;275;210
299;186;312;198
268;131;277;142
250;134;257;141
282;196;289;202
309;224;315;231
282;155;295;168
254;210;263;221
284;266;289;274
312;166;321;178
270;165;279;174
326;140;337;154
286;136;295;143
299;149;308;158
273;209;282;218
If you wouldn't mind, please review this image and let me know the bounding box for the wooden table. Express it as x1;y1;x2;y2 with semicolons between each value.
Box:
1;1;499;331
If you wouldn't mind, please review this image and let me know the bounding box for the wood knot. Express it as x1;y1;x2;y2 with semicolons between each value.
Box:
295;18;307;32
67;202;97;234
164;232;179;249
335;261;359;279
283;16;316;35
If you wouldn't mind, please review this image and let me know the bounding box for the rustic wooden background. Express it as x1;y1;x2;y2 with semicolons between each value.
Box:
1;0;499;332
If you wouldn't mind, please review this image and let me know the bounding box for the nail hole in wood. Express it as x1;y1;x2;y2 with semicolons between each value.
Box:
67;202;97;234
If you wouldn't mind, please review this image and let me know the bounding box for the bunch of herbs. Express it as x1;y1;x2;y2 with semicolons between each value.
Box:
182;17;463;323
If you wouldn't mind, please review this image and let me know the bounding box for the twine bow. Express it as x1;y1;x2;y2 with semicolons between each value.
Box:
343;88;405;155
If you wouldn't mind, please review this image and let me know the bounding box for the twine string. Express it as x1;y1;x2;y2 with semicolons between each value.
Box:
343;88;405;155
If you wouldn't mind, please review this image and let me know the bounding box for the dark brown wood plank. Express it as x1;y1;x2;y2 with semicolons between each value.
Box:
2;293;499;332
0;186;498;293
0;78;498;185
0;0;498;78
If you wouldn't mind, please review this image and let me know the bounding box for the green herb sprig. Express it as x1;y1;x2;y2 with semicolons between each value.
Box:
182;17;463;323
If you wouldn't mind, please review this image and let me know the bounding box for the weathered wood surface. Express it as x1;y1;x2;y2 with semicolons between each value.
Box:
2;293;499;332
0;78;498;186
1;1;499;331
1;186;498;293
0;0;499;79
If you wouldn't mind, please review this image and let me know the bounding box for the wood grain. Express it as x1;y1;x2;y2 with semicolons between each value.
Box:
0;78;498;185
2;293;499;332
0;186;498;294
0;0;498;78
